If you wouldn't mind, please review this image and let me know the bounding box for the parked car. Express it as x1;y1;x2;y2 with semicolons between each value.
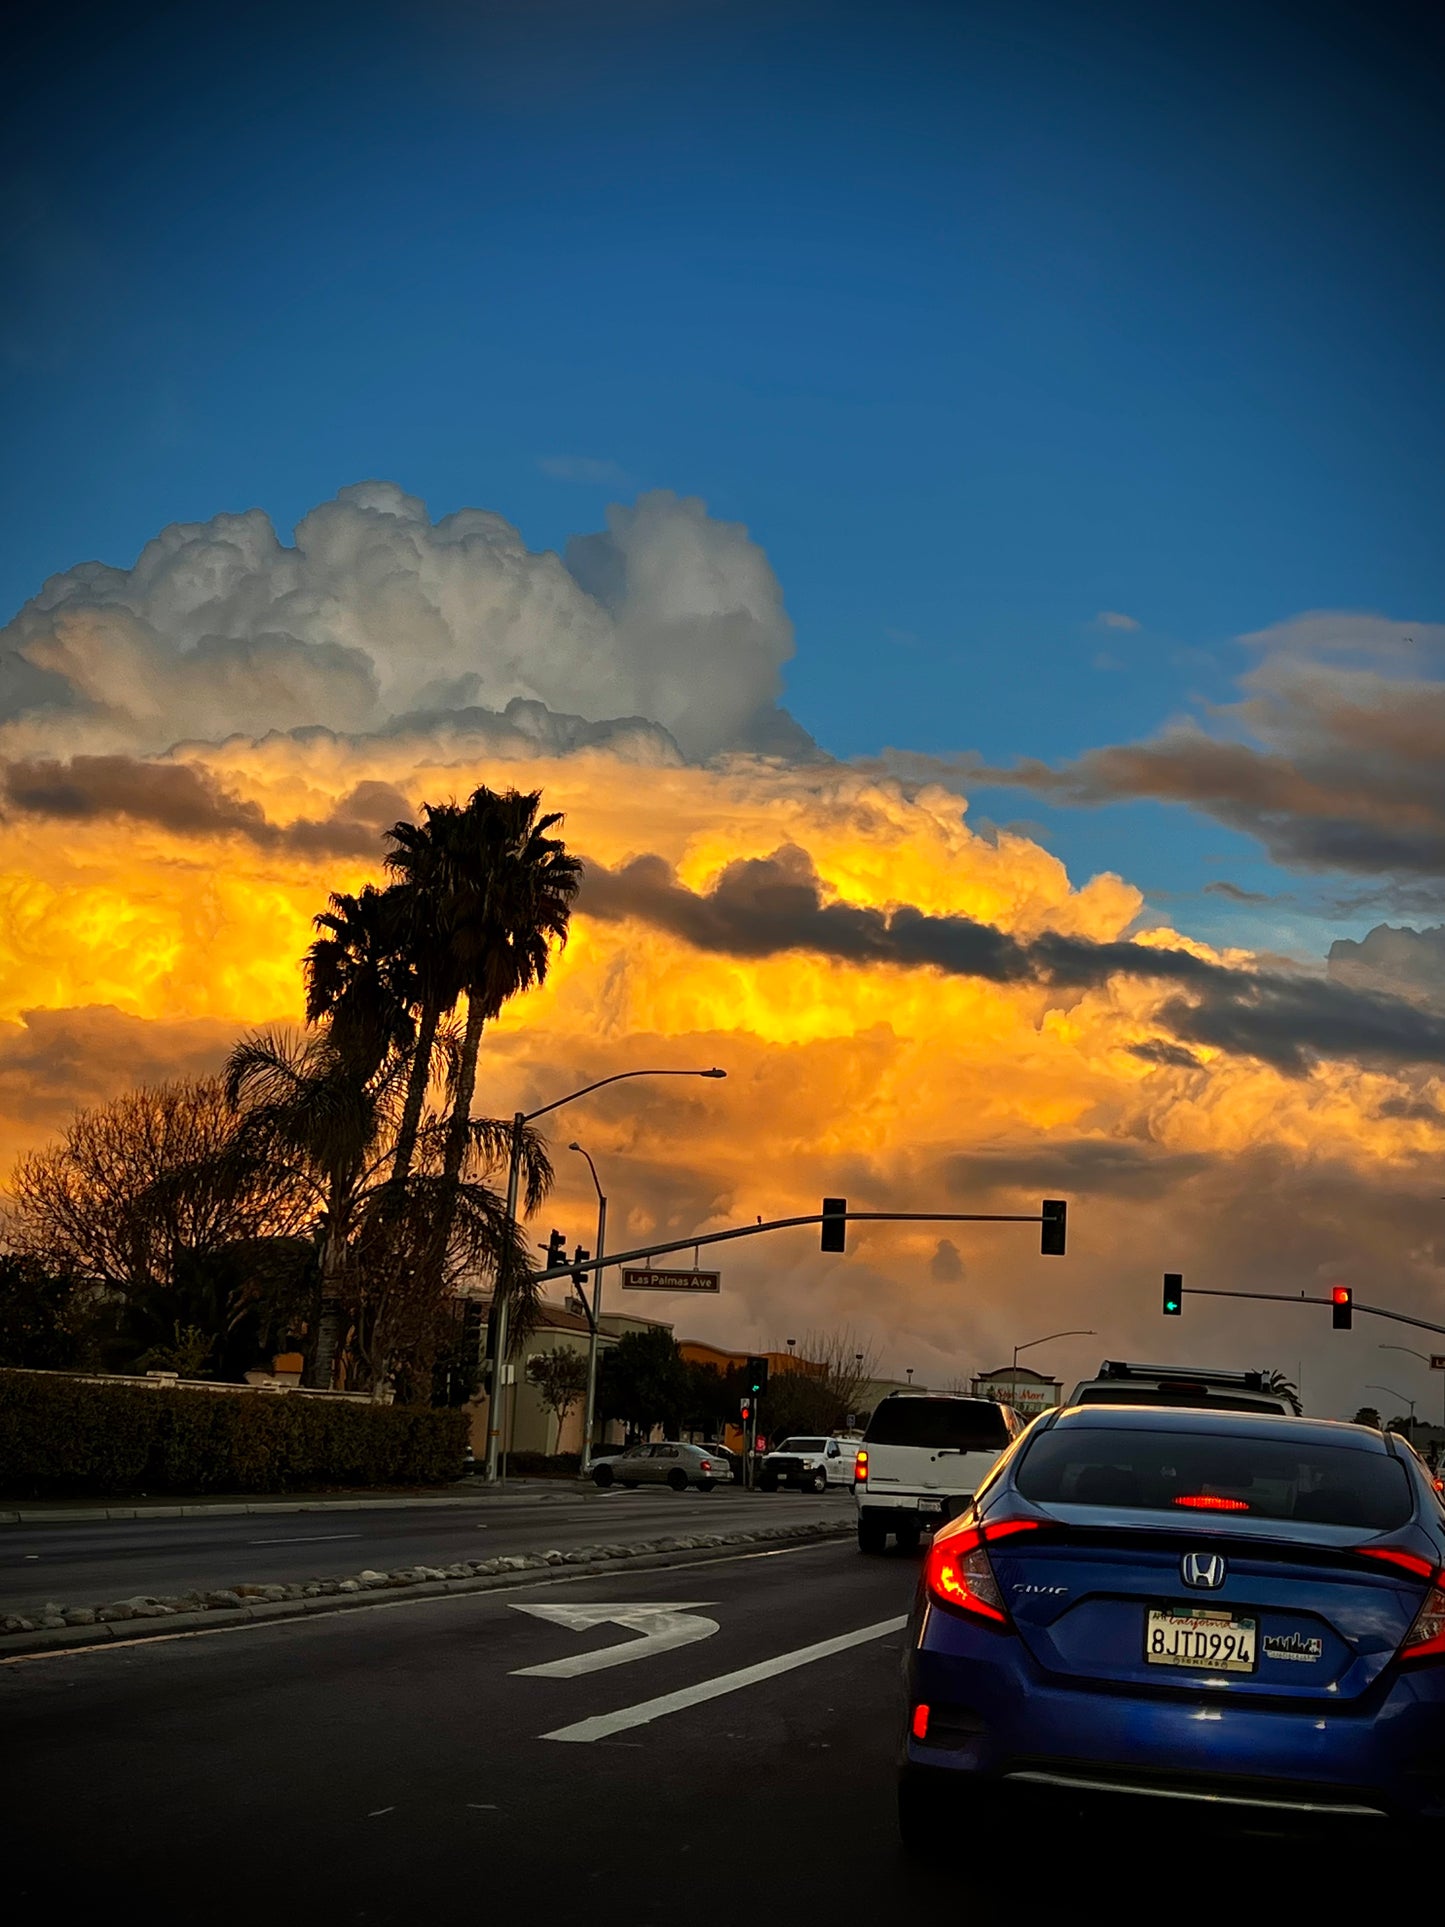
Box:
855;1393;1023;1553
759;1436;853;1492
696;1440;744;1483
899;1403;1445;1846
1068;1360;1302;1415
591;1441;731;1492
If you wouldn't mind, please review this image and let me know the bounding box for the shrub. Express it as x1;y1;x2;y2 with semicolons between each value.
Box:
0;1369;469;1497
503;1451;582;1479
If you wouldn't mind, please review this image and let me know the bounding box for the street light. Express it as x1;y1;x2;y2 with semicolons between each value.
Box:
1380;1344;1444;1429
485;1067;726;1481
1367;1383;1417;1432
570;1141;606;1475
1012;1328;1096;1369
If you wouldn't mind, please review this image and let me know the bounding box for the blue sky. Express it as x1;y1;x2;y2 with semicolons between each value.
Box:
4;0;1441;951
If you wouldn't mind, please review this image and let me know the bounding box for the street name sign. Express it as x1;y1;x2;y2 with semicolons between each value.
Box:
621;1267;721;1292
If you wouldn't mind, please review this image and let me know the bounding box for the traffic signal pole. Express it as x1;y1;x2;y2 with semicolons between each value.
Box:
1177;1286;1445;1339
528;1204;1064;1288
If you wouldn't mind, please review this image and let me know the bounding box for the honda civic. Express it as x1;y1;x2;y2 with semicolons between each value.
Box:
900;1403;1445;1843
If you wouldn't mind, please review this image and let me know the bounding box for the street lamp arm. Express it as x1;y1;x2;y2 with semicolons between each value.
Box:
525;1067;725;1124
1013;1328;1095;1359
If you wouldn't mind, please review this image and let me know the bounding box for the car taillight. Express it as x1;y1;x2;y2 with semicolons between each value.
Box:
699;1459;711;1472
1400;1568;1445;1663
854;1448;868;1482
921;1523;1019;1625
1173;1494;1250;1511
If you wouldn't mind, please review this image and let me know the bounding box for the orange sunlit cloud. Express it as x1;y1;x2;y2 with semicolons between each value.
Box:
4;728;1443;1405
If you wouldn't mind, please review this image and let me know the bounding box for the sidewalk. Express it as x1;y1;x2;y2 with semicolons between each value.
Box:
0;1477;592;1527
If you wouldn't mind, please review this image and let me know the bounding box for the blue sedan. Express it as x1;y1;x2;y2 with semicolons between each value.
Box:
900;1404;1445;1842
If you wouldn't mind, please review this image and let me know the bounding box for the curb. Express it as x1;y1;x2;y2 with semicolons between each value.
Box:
0;1522;853;1659
0;1487;588;1526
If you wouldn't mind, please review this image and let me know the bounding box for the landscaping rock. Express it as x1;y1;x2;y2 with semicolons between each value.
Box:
205;1590;244;1610
38;1614;67;1629
3;1615;35;1634
335;1579;360;1593
64;1608;97;1626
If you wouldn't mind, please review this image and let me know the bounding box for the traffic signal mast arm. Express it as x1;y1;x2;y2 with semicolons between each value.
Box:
528;1205;1061;1285
1178;1286;1445;1339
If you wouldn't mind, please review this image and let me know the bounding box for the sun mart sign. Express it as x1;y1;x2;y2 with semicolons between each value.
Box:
972;1372;1061;1417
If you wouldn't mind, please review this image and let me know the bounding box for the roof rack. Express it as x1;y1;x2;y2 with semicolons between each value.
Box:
1096;1361;1265;1390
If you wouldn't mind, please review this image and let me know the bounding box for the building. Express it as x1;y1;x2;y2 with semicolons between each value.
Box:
464;1296;676;1459
971;1364;1062;1418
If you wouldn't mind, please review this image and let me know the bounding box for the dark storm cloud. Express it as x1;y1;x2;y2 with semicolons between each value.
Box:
1;755;411;858
579;846;1445;1074
1129;1040;1206;1070
952;618;1445;895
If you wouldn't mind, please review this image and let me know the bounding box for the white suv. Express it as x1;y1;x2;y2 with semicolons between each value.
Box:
853;1393;1022;1553
1067;1361;1301;1415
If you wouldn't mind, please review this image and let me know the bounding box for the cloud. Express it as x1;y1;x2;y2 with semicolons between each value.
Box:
1328;923;1445;1010
969;613;1445;896
2;482;803;764
0;754;413;858
1092;651;1124;672
1094;611;1140;631
1203;880;1277;904
537;455;631;486
577;843;1445;1073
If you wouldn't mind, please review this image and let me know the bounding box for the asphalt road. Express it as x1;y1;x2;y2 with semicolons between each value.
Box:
0;1536;1388;1921
0;1484;843;1612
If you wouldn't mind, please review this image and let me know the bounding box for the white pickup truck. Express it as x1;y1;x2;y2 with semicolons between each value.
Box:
758;1435;855;1492
853;1392;1023;1552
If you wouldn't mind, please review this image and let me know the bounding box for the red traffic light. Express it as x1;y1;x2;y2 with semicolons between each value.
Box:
1332;1285;1353;1330
1332;1286;1349;1304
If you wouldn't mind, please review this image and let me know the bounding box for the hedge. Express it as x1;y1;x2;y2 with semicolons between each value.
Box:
0;1370;470;1497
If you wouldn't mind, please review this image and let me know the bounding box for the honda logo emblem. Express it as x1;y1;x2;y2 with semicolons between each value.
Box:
1181;1551;1227;1590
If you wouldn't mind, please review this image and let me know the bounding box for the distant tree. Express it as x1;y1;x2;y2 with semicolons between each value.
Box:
0;1252;96;1370
1259;1369;1302;1415
527;1347;590;1452
599;1328;690;1436
761;1327;883;1440
1353;1406;1383;1429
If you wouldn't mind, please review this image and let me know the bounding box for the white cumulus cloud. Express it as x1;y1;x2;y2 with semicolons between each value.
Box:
1;482;804;763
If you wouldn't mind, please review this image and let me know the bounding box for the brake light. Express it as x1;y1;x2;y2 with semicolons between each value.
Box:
699;1459;711;1472
1400;1568;1445;1663
911;1703;930;1740
1173;1494;1250;1512
1362;1547;1435;1580
923;1526;1007;1624
854;1448;868;1482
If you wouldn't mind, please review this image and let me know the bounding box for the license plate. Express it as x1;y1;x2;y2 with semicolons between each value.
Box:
1146;1605;1257;1674
917;1499;944;1514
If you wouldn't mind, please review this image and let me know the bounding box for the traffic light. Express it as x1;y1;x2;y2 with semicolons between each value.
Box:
745;1355;769;1397
1041;1199;1067;1256
541;1229;565;1270
821;1197;847;1252
571;1245;590;1287
1332;1285;1353;1331
1163;1273;1183;1316
739;1398;752;1423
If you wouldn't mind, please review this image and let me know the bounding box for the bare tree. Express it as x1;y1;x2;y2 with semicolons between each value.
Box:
761;1327;884;1437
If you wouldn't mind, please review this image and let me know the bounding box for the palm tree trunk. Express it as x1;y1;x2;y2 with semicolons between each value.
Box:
443;996;485;1183
390;999;440;1190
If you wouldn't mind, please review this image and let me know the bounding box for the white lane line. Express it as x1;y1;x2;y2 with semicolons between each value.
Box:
248;1533;363;1546
540;1614;908;1743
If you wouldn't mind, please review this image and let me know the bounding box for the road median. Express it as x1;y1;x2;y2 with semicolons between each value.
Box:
0;1517;853;1659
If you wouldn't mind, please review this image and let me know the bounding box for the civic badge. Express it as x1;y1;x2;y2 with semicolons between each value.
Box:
1181;1551;1227;1590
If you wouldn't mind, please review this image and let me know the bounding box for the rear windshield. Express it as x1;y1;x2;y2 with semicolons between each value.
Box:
1016;1426;1413;1529
1075;1388;1288;1414
864;1399;1010;1452
777;1438;826;1453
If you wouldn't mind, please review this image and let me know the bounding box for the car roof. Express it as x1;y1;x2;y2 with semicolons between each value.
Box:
1049;1404;1392;1453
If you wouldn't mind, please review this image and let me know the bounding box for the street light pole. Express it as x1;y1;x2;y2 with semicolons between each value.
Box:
1380;1344;1443;1429
483;1067;726;1482
1368;1383;1418;1434
571;1142;607;1475
1011;1328;1096;1369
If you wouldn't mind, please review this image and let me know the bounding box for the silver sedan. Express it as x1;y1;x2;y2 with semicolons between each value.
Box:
591;1441;732;1492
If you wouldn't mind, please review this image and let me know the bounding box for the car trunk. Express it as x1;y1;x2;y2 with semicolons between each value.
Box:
987;1516;1425;1702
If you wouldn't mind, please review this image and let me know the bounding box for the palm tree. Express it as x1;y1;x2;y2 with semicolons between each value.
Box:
436;788;583;1187
305;885;415;1083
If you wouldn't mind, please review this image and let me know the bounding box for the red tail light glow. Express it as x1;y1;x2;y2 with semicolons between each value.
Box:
911;1703;930;1740
699;1460;711;1472
1362;1547;1435;1580
1173;1494;1250;1511
1400;1569;1445;1663
923;1527;1007;1624
854;1448;868;1482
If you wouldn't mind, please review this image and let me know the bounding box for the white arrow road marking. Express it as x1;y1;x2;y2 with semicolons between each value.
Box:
541;1614;908;1742
508;1602;719;1678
